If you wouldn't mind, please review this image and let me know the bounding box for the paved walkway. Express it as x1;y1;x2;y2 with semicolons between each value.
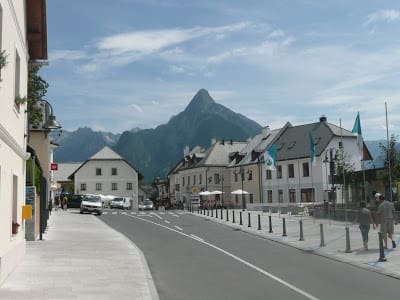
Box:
0;209;159;300
194;208;400;279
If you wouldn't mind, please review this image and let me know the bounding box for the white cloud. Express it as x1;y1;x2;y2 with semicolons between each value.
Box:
366;9;400;24
50;50;87;62
268;29;285;38
131;104;144;113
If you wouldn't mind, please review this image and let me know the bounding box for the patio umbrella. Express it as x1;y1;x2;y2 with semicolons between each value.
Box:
210;190;224;195
231;189;249;194
199;191;212;196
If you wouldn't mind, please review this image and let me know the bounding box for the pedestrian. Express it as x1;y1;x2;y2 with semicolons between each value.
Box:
62;195;68;211
376;195;397;249
54;196;59;211
354;202;375;250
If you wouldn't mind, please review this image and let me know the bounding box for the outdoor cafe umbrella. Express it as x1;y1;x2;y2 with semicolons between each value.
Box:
199;191;212;208
231;189;249;210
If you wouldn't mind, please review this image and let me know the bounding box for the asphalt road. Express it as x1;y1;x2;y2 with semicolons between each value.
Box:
100;210;399;300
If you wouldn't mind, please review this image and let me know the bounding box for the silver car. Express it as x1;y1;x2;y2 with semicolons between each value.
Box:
80;195;103;215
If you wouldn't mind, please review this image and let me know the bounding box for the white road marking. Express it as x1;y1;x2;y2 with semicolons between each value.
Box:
130;212;136;215
172;214;179;218
164;220;170;224
103;212;108;215
151;213;163;220
190;234;204;241
125;214;320;300
174;226;183;231
112;212;117;215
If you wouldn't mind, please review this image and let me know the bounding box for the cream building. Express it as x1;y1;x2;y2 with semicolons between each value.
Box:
0;0;48;284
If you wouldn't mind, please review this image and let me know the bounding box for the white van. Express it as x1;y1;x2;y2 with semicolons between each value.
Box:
110;197;131;209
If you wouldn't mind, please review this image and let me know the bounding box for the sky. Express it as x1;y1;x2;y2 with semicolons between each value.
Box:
41;0;400;140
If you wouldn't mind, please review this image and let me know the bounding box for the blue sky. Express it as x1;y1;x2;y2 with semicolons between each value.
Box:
41;0;400;140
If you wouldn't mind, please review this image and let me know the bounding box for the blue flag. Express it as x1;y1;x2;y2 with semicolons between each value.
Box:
263;144;277;170
310;133;316;166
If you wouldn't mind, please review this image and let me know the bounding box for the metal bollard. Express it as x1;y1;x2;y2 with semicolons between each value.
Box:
211;208;214;217
221;206;223;220
215;208;218;218
299;220;304;241
248;213;251;227
239;211;243;225
320;224;326;247
226;208;229;222
232;210;235;223
207;208;209;216
345;226;352;253
378;231;387;262
268;215;273;233
282;218;287;236
257;214;261;230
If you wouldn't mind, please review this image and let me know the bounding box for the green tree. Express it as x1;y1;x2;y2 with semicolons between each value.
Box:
27;66;49;128
379;134;400;186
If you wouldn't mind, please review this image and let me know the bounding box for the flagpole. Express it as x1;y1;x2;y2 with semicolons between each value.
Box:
385;102;393;202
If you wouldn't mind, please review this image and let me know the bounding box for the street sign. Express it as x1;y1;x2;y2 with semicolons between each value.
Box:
51;163;58;171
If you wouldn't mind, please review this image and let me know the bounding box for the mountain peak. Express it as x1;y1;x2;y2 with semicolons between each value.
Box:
185;89;215;113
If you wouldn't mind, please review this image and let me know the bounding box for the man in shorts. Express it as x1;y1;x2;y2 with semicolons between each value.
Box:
376;195;397;249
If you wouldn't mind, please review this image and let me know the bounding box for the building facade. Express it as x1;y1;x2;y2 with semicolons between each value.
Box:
69;147;142;207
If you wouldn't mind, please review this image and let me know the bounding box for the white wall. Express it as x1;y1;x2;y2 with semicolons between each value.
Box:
0;0;29;284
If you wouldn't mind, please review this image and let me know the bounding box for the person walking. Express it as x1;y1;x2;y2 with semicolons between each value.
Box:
62;195;68;211
354;202;375;250
376;195;397;249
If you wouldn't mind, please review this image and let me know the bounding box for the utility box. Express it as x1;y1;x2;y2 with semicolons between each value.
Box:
22;205;33;220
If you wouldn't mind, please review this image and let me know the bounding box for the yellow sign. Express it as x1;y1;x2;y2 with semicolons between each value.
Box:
22;205;33;220
192;187;198;193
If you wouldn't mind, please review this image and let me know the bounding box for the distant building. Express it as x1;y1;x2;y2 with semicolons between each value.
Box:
68;147;143;208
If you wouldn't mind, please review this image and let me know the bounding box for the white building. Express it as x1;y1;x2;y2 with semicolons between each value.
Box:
69;147;142;207
261;116;371;205
0;0;48;284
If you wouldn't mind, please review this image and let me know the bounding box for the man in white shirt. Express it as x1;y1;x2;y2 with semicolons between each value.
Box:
376;195;397;249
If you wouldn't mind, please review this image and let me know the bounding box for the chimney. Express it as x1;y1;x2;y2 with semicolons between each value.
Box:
230;139;233;145
262;126;270;137
211;138;216;145
183;145;190;156
319;115;327;122
221;139;225;145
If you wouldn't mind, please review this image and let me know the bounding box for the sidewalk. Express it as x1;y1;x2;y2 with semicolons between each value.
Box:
0;209;158;300
195;208;400;279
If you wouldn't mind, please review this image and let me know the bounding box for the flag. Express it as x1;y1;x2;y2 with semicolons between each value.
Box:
263;144;277;170
352;112;363;160
310;133;316;166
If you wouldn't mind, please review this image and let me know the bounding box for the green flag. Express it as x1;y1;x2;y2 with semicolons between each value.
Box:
352;112;363;160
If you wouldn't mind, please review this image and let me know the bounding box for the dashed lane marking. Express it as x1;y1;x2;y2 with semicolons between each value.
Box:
174;226;183;231
165;220;170;224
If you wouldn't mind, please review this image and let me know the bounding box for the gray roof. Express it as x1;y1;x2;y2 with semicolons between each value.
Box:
199;141;247;166
53;162;82;182
275;121;355;161
90;146;122;159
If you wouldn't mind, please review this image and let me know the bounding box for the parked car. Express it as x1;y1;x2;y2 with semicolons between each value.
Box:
80;194;102;215
64;194;83;208
110;197;131;209
139;199;154;210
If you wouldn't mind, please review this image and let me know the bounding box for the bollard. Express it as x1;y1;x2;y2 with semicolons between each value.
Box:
320;224;326;247
215;208;218;218
268;215;273;233
211;208;214;217
248;213;251;227
299;220;304;241
232;211;235;223
345;226;352;253
240;211;243;225
207;208;209;216
282;218;287;236
257;214;261;230
378;231;387;262
221;207;223;220
226;208;229;222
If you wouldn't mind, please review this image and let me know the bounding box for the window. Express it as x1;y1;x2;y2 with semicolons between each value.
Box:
182;177;185;187
199;174;202;185
111;168;117;175
235;195;238;204
277;165;282;179
234;172;238;182
247;170;253;180
289;189;296;203
14;51;21;110
278;189;283;203
80;183;86;191
266;170;272;180
288;164;294;178
127;182;132;190
112;183;117;190
187;176;190;186
96;183;102;191
249;194;253;203
12;174;18;233
301;188;314;202
193;175;196;185
96;168;102;176
303;163;310;177
214;174;220;184
267;190;273;203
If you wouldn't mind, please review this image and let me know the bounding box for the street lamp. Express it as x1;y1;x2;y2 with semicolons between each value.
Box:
41;100;61;129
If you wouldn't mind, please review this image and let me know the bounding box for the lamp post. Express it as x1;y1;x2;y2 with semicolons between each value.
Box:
40;99;62;130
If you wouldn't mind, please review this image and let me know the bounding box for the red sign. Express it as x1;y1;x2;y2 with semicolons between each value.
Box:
50;163;58;171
